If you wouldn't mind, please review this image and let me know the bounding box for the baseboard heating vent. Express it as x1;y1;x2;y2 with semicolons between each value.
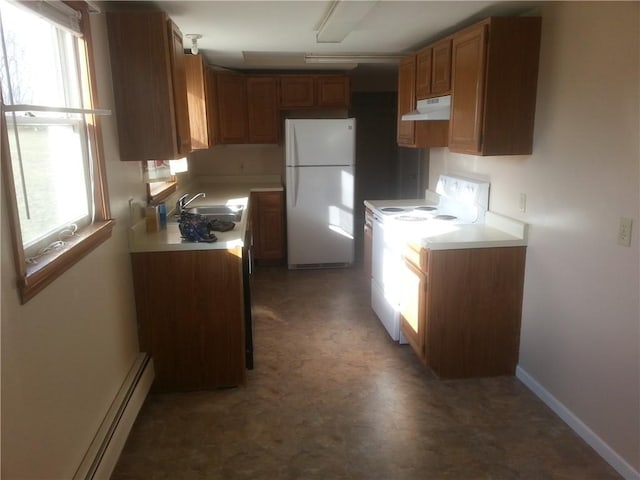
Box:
74;353;154;480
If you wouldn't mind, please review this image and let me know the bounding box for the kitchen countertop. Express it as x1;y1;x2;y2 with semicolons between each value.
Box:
364;198;528;250
130;176;283;253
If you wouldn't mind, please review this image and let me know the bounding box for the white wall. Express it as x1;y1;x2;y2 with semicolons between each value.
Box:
429;2;639;476
190;144;284;178
0;12;147;478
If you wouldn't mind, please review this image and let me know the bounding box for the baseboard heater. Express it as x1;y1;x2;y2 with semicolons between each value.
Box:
74;353;155;480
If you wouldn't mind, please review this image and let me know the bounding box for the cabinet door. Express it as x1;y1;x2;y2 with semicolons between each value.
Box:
246;77;279;144
167;20;191;156
204;68;219;145
216;72;248;144
106;11;187;160
184;54;210;150
251;191;285;262
396;55;416;146
279;75;315;108
449;24;487;154
431;38;452;95
131;249;246;391
399;257;427;363
317;76;350;108
415;48;432;100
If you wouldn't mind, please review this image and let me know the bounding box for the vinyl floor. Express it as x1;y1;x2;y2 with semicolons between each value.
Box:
111;266;621;480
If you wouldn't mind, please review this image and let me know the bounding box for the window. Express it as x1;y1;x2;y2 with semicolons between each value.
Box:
0;0;113;303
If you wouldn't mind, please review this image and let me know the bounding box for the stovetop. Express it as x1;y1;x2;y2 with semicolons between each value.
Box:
373;175;490;226
378;205;467;224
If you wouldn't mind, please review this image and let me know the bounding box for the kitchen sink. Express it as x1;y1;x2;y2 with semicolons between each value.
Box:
172;205;244;223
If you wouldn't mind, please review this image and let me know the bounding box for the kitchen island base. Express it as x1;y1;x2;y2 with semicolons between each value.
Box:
131;248;246;392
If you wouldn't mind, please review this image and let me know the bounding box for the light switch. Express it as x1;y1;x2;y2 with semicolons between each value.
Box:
519;193;527;213
617;217;633;247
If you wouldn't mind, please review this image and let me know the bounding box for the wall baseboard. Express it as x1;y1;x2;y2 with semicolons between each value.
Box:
74;353;154;480
516;366;639;480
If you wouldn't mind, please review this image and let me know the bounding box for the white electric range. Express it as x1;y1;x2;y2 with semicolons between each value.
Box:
365;174;493;344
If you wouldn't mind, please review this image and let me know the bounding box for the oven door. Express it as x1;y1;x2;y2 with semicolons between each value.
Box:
370;213;407;343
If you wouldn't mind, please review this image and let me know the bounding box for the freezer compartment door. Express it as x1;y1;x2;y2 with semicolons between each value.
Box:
286;165;354;267
285;118;355;167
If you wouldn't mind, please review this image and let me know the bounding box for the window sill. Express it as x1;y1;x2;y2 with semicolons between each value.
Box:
19;219;116;304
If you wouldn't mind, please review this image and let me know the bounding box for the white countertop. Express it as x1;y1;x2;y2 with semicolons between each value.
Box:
364;199;528;251
130;177;283;253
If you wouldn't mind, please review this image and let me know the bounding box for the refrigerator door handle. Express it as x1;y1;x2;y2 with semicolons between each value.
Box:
286;122;298;208
287;167;298;208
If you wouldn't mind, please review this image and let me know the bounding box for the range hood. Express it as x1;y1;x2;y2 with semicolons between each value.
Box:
401;95;451;121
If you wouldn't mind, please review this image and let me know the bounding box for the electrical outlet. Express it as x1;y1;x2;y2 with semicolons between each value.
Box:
519;193;527;213
617;217;633;247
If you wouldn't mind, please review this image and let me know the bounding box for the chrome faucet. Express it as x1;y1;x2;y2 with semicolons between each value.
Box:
176;192;206;214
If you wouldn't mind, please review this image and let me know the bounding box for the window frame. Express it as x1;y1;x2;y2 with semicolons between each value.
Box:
1;0;114;304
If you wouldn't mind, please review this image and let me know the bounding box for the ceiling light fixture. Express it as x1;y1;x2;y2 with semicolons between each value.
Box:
304;54;404;64
316;0;378;43
185;34;202;55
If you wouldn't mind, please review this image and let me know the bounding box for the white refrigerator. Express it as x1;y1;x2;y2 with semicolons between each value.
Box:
285;118;356;269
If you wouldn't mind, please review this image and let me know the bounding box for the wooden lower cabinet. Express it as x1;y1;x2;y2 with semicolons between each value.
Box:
399;256;427;364
251;191;285;264
131;248;246;391
401;245;526;379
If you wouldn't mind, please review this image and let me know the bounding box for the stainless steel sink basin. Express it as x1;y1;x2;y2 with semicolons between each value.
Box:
172;204;244;223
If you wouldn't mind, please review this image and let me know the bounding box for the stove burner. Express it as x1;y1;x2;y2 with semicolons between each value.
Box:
395;215;430;222
380;207;406;213
414;206;437;212
434;214;457;221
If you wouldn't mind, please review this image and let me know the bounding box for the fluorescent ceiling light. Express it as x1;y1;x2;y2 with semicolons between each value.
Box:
316;0;378;43
304;54;404;64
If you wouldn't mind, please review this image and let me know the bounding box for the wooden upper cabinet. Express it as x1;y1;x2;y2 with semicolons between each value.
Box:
431;38;452;95
215;72;248;144
415;48;432;100
106;11;191;161
317;75;351;108
184;54;210;150
167;20;191;156
397;55;449;148
397;56;417;146
449;24;487;154
279;75;315;108
246;76;280;144
416;38;451;100
449;17;542;155
204;67;220;145
279;74;350;109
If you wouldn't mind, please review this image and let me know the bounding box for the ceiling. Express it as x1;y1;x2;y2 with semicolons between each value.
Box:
141;0;540;74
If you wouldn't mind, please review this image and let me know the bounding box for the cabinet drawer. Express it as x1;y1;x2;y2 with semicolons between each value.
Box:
403;242;429;273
